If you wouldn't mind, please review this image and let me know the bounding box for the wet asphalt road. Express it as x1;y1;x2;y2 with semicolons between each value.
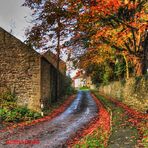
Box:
0;91;98;148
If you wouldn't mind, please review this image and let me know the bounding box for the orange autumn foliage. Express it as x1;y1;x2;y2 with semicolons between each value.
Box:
69;0;148;76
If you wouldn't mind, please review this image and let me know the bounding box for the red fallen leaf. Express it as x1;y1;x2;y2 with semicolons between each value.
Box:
143;135;148;139
131;136;135;139
137;140;141;142
120;123;126;126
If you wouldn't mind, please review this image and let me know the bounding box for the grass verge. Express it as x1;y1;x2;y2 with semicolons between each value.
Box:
93;91;148;147
74;128;107;148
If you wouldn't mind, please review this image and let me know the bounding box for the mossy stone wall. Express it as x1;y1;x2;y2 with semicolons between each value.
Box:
99;76;148;112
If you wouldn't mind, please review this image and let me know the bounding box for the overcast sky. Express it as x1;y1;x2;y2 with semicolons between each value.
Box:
0;0;32;41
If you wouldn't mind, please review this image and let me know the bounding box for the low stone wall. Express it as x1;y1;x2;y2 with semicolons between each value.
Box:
99;76;148;112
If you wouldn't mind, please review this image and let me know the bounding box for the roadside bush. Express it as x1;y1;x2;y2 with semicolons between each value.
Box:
0;106;42;122
0;92;41;123
0;91;17;110
0;91;17;102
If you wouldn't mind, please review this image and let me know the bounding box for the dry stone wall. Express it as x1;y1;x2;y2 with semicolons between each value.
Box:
99;76;148;112
0;28;41;112
41;58;51;108
0;27;67;113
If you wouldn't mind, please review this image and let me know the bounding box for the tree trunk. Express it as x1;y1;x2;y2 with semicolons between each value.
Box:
134;58;143;76
142;31;148;74
122;53;129;79
55;18;61;102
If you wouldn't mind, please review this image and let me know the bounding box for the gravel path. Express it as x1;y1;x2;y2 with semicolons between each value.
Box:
0;91;98;148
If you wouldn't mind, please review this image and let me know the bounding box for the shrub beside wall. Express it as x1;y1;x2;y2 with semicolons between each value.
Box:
0;92;41;123
99;75;148;112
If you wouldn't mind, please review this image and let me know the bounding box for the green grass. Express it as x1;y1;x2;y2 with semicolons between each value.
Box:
79;86;90;91
73;128;106;148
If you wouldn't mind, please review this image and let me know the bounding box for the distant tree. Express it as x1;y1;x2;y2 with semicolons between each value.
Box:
83;60;116;86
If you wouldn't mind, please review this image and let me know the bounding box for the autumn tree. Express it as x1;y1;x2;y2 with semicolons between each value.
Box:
69;0;148;80
91;0;148;77
23;0;73;101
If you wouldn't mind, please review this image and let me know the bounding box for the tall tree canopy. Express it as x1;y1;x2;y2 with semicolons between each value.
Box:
68;0;148;79
24;0;75;100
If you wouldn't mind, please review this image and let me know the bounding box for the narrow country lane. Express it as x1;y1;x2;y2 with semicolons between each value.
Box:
0;91;98;148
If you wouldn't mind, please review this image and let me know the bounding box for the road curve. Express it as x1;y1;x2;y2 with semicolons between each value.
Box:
0;91;98;148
